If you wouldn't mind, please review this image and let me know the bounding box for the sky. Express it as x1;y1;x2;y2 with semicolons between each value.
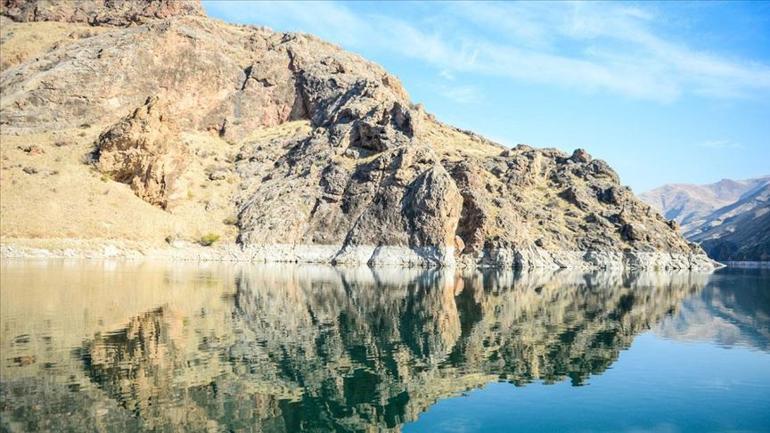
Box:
202;1;770;192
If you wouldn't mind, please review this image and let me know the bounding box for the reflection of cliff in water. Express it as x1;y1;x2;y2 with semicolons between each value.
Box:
0;263;714;432
76;267;706;432
656;268;770;350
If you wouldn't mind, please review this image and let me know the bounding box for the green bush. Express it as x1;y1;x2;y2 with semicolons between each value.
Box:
199;233;220;247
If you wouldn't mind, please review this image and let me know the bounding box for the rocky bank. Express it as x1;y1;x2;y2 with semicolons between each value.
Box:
0;0;716;270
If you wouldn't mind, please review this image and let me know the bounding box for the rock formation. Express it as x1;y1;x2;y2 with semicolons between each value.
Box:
95;96;189;208
0;0;204;25
0;0;715;270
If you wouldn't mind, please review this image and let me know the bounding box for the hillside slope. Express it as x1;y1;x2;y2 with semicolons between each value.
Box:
640;176;770;235
0;0;713;270
690;184;770;261
642;178;770;262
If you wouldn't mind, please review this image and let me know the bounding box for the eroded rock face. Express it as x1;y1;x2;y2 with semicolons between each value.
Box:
96;96;189;208
0;0;715;269
0;0;204;25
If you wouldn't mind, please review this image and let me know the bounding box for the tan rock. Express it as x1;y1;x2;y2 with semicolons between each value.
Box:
96;96;189;209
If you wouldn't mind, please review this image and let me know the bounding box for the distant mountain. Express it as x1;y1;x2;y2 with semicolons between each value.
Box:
691;183;770;262
640;176;770;234
642;177;770;262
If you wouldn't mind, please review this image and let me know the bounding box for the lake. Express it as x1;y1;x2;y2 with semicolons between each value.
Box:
1;261;768;432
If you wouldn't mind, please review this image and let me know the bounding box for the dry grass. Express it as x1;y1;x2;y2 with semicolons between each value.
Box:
0;127;239;246
0;115;505;247
422;120;504;160
0;18;109;71
0;120;325;246
241;120;312;144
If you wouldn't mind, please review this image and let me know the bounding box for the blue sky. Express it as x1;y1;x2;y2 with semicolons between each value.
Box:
202;1;770;192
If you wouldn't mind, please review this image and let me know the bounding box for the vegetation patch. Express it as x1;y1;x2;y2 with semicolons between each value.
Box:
198;233;220;246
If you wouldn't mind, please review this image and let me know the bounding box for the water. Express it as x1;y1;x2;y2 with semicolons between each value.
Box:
0;261;768;433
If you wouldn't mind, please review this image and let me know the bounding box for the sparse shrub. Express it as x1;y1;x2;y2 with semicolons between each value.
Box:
199;233;220;247
222;215;238;226
18;145;45;155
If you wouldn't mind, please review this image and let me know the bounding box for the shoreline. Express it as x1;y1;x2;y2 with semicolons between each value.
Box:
724;261;770;269
0;238;721;271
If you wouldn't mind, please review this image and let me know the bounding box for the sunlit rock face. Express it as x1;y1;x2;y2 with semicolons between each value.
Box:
0;0;713;269
0;262;736;432
1;0;205;25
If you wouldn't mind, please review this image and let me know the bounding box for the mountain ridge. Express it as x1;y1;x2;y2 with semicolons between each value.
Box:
641;177;770;262
640;176;770;235
0;0;714;270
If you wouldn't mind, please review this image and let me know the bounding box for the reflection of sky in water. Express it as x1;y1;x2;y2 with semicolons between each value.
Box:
1;262;768;432
655;268;770;352
406;334;770;433
407;268;770;433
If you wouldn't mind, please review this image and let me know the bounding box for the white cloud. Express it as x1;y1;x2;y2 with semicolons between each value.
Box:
439;69;456;81
438;85;482;104
202;1;770;102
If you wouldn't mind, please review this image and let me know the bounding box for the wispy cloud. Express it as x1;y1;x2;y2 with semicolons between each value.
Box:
203;1;770;102
439;69;456;81
437;85;482;104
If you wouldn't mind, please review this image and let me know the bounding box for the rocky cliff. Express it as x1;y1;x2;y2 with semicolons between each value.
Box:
0;0;714;270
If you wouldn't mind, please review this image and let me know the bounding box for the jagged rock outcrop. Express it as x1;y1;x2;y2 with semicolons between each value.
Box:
0;0;715;270
0;0;204;25
95;96;189;208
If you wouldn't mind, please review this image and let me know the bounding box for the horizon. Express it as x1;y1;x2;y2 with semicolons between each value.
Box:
203;0;770;192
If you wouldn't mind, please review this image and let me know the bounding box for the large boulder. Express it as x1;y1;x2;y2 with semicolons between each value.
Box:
96;96;189;209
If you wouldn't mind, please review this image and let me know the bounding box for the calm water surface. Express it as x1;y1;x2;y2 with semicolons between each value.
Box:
0;261;768;432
